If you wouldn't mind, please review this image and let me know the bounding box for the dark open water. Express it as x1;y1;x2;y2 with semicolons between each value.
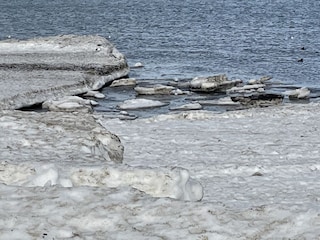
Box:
1;0;320;87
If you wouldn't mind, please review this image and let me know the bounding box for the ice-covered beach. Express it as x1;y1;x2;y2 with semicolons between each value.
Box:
2;104;320;239
1;35;320;239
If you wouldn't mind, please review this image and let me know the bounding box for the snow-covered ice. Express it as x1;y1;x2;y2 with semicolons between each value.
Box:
284;87;311;99
118;98;167;110
1;103;320;239
42;96;97;112
170;102;203;111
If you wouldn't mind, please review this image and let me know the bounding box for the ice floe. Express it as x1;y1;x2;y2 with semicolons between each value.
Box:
110;78;137;87
118;98;167;110
135;84;175;95
42;96;97;112
83;90;105;99
170;102;203;111
284;87;310;99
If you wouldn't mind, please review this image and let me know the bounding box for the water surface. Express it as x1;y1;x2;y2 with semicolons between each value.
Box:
1;0;319;86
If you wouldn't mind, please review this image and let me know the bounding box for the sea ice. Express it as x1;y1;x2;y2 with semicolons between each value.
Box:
135;84;175;95
170;102;203;111
110;78;137;87
42;96;95;112
284;87;310;99
118;98;167;110
83;90;105;99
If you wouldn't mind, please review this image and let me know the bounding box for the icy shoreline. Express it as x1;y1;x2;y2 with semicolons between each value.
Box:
1;35;320;239
2;103;320;238
0;36;205;239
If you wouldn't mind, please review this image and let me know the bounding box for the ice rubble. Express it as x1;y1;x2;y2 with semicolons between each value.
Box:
0;34;203;204
2;103;320;238
0;110;203;202
0;162;203;201
118;98;167;110
71;165;203;201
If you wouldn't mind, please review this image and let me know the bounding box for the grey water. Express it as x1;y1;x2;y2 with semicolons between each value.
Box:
2;0;320;117
1;0;319;86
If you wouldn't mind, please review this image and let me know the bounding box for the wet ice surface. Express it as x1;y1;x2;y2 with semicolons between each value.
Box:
2;103;320;239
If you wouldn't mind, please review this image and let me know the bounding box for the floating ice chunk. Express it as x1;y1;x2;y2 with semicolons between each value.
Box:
284;87;310;99
133;62;144;68
71;166;203;201
118;98;167;110
110;78;137;87
171;88;188;95
89;100;99;106
248;76;272;85
190;74;241;92
170;103;202;111
42;96;93;112
83;90;105;99
227;84;266;93
135;84;175;95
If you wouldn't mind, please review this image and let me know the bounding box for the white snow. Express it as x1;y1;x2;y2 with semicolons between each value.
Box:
1;103;320;239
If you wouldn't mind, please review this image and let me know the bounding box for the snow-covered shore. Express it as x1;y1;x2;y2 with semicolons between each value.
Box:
1;35;319;239
96;103;320;239
1;103;320;239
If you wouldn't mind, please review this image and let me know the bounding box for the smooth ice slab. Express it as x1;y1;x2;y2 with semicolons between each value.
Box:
118;98;167;110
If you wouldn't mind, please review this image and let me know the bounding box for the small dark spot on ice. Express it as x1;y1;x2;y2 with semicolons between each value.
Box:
252;172;263;176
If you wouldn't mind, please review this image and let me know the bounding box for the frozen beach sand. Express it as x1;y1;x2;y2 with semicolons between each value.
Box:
0;35;129;110
1;103;320;239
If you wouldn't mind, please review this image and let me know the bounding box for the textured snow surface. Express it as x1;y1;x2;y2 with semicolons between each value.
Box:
1;104;320;239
